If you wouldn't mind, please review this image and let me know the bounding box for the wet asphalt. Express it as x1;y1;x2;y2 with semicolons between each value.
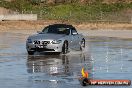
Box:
0;32;132;88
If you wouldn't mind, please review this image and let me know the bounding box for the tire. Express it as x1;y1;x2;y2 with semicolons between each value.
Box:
28;51;34;55
80;39;85;50
62;41;68;54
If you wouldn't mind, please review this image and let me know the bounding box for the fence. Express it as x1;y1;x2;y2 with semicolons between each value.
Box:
0;14;37;21
0;10;132;23
21;10;132;23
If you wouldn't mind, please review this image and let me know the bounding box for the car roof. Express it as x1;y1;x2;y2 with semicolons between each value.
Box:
48;24;74;28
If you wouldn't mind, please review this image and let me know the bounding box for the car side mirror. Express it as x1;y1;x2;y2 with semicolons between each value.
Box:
72;32;78;35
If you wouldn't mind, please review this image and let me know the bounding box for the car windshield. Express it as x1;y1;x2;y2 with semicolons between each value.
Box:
42;26;70;35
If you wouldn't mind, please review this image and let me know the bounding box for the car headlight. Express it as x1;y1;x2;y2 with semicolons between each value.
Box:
52;40;62;44
27;39;32;43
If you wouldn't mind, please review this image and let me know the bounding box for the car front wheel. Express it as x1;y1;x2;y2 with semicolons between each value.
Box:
28;51;35;55
80;39;85;50
62;41;68;54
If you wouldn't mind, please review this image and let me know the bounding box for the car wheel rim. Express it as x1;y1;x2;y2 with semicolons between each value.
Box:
81;40;85;48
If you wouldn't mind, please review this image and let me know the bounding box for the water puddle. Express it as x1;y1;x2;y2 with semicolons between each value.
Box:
0;32;132;88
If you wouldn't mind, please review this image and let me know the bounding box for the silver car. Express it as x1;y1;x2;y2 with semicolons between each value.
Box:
26;24;85;55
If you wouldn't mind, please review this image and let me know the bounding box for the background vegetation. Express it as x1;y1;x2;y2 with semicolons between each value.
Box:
0;0;132;23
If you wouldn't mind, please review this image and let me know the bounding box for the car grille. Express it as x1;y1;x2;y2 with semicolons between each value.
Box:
34;40;50;45
31;48;55;51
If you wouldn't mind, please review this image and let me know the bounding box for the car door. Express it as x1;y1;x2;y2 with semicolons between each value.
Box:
70;28;80;49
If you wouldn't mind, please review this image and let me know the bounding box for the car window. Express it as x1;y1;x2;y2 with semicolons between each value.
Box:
42;27;49;33
42;26;70;35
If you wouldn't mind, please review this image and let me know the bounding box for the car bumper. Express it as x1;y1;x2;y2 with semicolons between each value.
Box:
26;43;63;53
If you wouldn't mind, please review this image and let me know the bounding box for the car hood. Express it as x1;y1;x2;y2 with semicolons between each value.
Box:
29;33;66;40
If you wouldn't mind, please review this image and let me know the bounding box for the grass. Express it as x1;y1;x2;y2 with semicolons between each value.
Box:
0;0;132;23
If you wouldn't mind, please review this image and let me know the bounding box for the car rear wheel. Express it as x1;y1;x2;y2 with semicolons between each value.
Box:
28;51;35;55
80;39;85;50
62;41;68;54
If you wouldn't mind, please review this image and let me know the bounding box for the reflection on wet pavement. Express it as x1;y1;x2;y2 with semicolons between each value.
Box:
27;54;92;84
0;32;132;88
